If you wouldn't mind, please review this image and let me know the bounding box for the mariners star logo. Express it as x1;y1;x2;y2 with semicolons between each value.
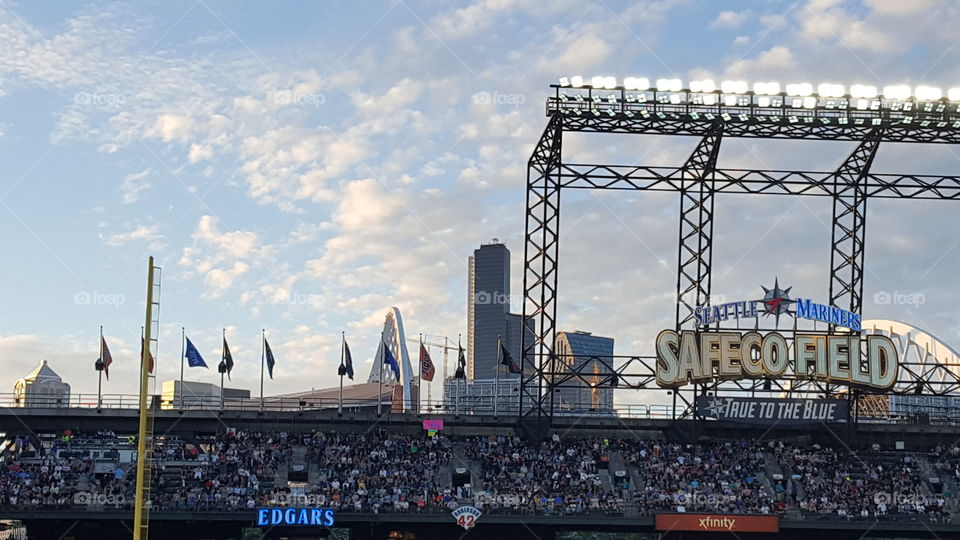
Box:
760;278;794;326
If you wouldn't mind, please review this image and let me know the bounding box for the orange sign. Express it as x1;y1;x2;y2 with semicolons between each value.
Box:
655;513;779;533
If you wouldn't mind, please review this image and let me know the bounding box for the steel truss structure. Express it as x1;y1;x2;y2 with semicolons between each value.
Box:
520;85;960;420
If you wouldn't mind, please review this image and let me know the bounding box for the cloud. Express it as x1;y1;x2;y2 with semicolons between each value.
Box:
711;10;752;28
102;224;162;246
120;168;151;203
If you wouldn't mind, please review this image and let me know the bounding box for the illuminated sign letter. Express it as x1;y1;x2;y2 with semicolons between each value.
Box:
868;335;897;389
740;332;763;377
656;330;680;387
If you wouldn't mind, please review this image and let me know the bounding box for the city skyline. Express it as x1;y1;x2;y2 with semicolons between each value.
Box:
1;1;959;405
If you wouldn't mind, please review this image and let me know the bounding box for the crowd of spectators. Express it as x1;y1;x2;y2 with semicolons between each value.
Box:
467;435;624;516
287;430;454;514
0;429;954;523
623;440;777;516
778;443;952;522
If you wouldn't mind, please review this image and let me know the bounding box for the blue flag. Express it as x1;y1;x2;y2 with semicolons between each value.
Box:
184;337;208;368
264;338;276;379
383;340;400;380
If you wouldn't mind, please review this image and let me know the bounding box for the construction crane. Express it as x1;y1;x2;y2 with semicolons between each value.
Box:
406;335;460;403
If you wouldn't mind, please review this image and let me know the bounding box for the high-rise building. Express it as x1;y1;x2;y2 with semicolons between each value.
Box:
467;240;510;380
554;331;615;412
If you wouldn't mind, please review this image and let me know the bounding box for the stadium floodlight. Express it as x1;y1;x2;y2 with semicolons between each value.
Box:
591;76;605;88
721;80;748;94
603;76;617;89
690;79;716;93
702;94;717;106
803;96;817;108
786;83;813;96
571;76;585;88
850;84;877;99
882;85;911;100
656;78;682;92
949;88;960;101
753;82;780;95
817;83;845;98
623;77;639;90
915;85;942;101
559;77;570;87
669;94;682;104
757;96;771;107
724;95;737;106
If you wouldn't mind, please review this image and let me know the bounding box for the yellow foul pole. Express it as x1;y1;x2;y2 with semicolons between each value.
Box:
134;256;156;540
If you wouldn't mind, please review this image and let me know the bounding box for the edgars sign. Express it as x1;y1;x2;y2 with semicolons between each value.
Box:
255;507;335;527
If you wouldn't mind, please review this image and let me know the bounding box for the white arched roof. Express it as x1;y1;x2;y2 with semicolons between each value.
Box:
861;319;960;391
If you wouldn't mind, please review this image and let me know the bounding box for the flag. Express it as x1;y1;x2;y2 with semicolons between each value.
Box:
222;338;234;380
383;340;400;380
185;337;208;368
500;343;521;374
455;342;466;379
343;340;354;380
141;338;155;374
264;339;276;379
101;337;114;380
420;344;435;382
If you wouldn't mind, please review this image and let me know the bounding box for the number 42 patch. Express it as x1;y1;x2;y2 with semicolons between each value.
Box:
452;505;482;530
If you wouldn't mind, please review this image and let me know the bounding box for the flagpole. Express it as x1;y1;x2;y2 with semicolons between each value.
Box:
179;327;185;411
455;334;461;418
495;334;500;418
260;329;265;411
418;333;423;416
378;332;384;417
338;331;344;416
220;329;226;411
97;325;104;409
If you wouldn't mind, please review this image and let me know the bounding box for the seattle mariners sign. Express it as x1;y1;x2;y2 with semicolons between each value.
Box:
657;280;899;390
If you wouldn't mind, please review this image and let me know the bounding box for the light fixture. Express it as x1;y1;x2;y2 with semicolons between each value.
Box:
558;77;570;87
786;83;813;96
571;76;584;88
948;88;960;101
702;94;717;106
603;76;617;89
753;82;780;95
656;78;682;92
724;95;737;106
882;85;911;100
915;85;942;101
623;77;639;90
591;76;605;88
803;96;817;108
721;80;748;94
690;79;716;93
669;94;682;104
850;85;877;99
817;83;845;98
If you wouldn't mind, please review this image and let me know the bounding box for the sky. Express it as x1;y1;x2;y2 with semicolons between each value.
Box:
1;0;959;405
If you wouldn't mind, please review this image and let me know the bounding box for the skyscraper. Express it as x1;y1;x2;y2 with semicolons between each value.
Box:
554;331;615;412
467;240;510;380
